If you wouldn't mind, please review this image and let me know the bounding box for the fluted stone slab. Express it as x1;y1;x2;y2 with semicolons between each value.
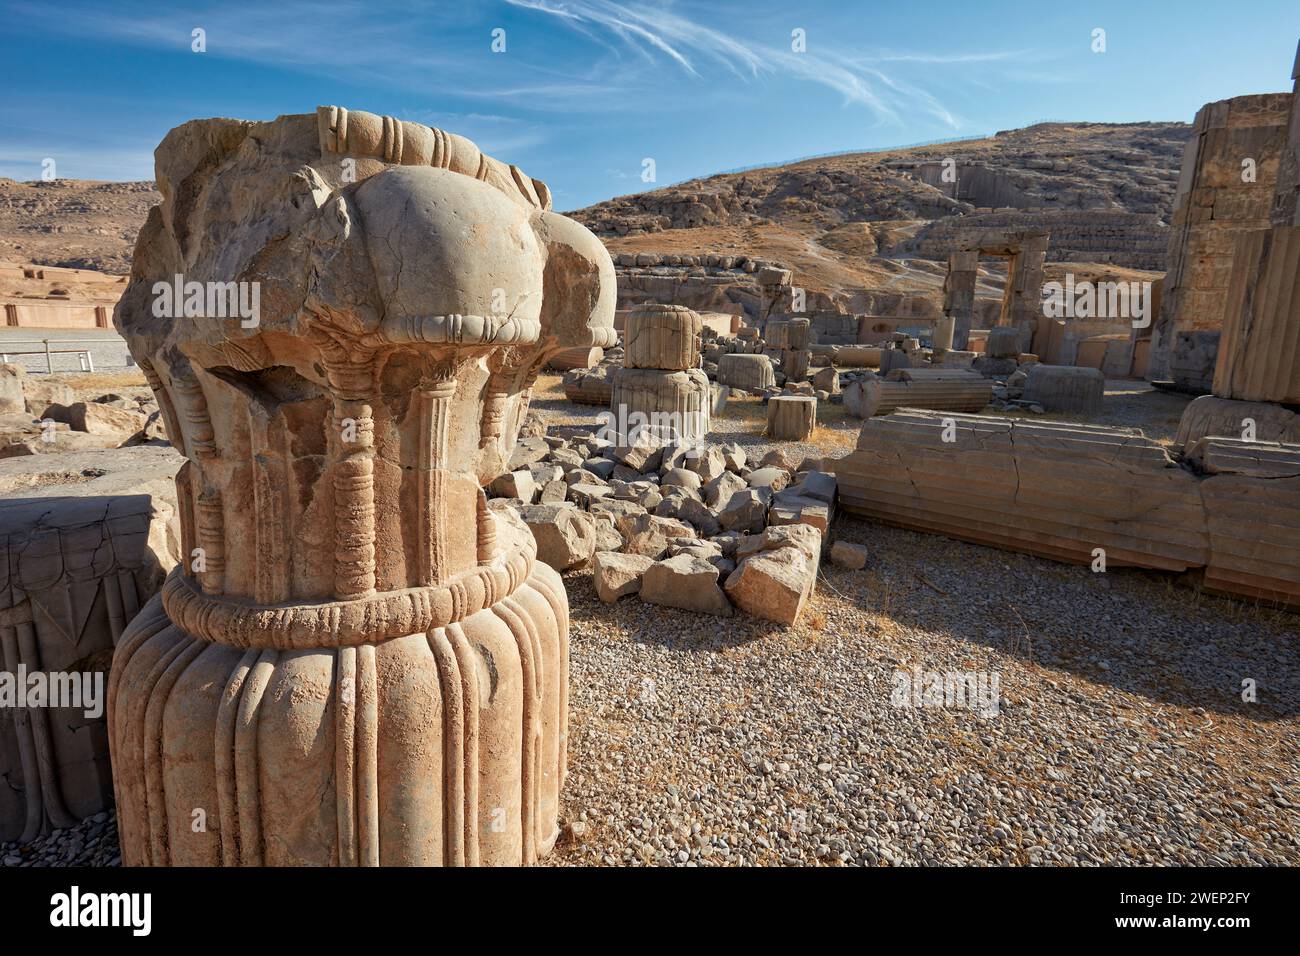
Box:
1175;394;1300;451
843;370;992;418
0;447;182;843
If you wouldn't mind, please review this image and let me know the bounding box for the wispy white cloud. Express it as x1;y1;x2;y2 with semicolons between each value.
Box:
503;0;1032;128
12;0;1037;130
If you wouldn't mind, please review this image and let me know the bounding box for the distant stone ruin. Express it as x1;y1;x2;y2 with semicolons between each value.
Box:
941;229;1049;353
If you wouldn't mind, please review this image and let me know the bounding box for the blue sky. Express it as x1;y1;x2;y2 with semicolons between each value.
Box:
1;1;1297;210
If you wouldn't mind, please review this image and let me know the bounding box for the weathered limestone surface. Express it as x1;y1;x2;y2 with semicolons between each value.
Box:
766;395;816;440
843;368;992;418
564;363;617;405
1175;394;1300;451
1149;92;1294;385
108;106;615;866
724;525;821;625
985;326;1021;359
1022;364;1105;414
641;553;732;617
834;412;1209;571
1190;439;1300;607
835;346;881;368
0;363;23;413
833;411;1300;608
1;447;181;842
547;346;603;371
623;303;702;370
610;368;711;444
1213;226;1300;403
592;551;652;603
715;353;775;392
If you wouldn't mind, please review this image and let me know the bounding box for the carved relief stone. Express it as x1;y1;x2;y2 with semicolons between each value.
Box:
109;107;615;865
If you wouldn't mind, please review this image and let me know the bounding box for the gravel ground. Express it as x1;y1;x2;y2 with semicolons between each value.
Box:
547;520;1299;866
532;371;1298;866
2;811;120;867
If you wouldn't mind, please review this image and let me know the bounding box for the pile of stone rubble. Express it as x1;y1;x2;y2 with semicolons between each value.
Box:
487;431;867;625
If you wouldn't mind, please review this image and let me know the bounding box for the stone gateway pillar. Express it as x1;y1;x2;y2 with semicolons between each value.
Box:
108;107;615;866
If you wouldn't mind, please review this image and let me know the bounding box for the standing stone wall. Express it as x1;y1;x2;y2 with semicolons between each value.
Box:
1149;91;1294;388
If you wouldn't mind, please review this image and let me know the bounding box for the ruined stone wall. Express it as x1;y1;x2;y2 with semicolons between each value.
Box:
1148;91;1294;387
894;210;1168;270
912;163;1041;209
1212;44;1300;405
612;252;790;322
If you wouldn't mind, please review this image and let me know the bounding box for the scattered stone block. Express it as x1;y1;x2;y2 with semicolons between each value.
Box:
617;513;695;558
718;487;772;533
0;363;24;414
720;442;747;472
641;554;733;617
523;503;598;571
766;395;816;440
509;436;550;470
686;446;727;483
746;466;791;492
661;467;702;492
1023;364;1105;415
724;527;821;625
703;470;747;509
812;366;840;396
829;541;869;570
489;469;536;503
62;401;146;441
593;551;653;603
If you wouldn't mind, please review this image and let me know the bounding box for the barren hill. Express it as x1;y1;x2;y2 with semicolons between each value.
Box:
570;121;1188;234
0;178;160;275
567;121;1190;303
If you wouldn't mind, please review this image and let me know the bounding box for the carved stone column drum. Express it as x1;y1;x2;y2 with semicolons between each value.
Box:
109;107;616;865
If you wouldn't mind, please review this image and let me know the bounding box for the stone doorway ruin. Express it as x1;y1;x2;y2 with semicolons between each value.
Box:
941;229;1049;354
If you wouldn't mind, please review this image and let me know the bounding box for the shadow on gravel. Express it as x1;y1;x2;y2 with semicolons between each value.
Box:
830;515;1300;720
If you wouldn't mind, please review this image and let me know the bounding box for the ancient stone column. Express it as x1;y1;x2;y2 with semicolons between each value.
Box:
611;304;709;446
108;107;615;866
942;250;978;350
0;449;180;842
766;395;816;440
1147;92;1293;385
717;353;775;391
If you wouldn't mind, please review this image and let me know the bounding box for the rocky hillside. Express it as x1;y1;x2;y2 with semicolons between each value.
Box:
564;122;1189;308
569;122;1189;237
0;178;160;275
